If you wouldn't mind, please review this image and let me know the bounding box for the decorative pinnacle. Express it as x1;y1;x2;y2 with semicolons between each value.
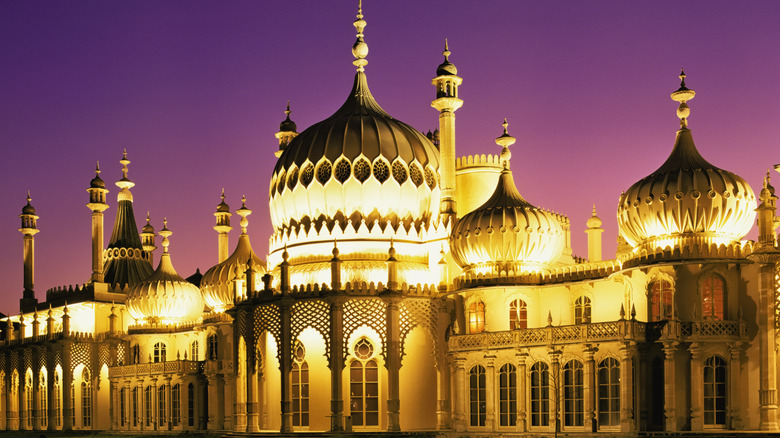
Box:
285;100;291;118
670;69;696;128
26;190;32;205
496;118;516;170
352;0;368;72
159;218;172;253
236;195;252;233
443;38;451;61
332;239;339;258
95;161;101;176
116;149;135;190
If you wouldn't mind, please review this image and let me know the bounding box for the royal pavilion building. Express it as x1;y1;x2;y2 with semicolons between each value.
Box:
1;4;779;436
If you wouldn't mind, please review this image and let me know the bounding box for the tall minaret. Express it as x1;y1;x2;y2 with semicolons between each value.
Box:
274;101;298;158
585;205;604;262
431;39;463;224
214;189;232;263
19;191;39;311
86;162;109;282
141;212;157;266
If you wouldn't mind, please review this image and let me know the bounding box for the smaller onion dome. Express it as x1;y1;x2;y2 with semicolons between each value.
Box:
141;213;155;235
586;205;602;229
126;220;205;325
279;100;297;133
451;120;565;276
21;192;36;215
216;189;230;213
90;161;106;189
201;197;267;312
436;39;458;76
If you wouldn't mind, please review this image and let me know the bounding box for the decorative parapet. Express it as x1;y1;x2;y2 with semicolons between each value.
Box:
234;280;440;306
109;359;202;378
454;259;622;288
45;282;128;305
128;320;201;334
455;154;502;170
204;359;234;375
619;240;755;268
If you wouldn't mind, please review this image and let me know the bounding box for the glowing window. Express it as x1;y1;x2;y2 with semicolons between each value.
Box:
158;385;166;427
509;298;527;330
598;357;620;427
287;167;299;190
53;370;62;427
291;342;309;427
316;161;332;185
372;160;389;183
300;164;314;187
649;280;673;321
703;355;727;425
145;386;153;426
190;340;199;361
154;342;166;363
350;339;379;427
39;369;48;429
409;163;423;186
354;338;374;360
468;300;485;334
702;274;725;320
24;370;33;429
563;360;584;427
498;364;516;427
132;387;138;426
353;158;370;182
469;365;486;427
391;161;408;184
530;362;550;427
172;384;180;427
81;368;92;427
575;296;592;324
334;160;352;183
187;383;195;427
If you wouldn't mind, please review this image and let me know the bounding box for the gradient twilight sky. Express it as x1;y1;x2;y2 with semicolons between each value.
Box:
1;1;778;314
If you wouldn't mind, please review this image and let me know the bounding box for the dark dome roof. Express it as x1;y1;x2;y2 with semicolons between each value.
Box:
90;175;106;189
437;60;457;77
280;115;297;133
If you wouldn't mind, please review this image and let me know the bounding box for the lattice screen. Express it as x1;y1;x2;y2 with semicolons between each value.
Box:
254;305;281;364
343;299;387;361
399;299;438;364
70;343;92;375
291;299;331;361
99;344;110;369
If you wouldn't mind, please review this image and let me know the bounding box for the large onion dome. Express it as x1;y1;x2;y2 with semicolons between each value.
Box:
201;198;266;312
617;71;756;252
126;221;205;325
451;121;565;276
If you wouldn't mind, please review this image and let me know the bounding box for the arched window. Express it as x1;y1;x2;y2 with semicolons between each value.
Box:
291;341;309;427
53;369;62;427
530;362;550;427
172;384;180;427
81;368;92;427
703;355;727;425
498;364;517;426
701;274;725;320
468;300;485;334
24;370;33;429
39;369;48;429
145;386;153;426
574;296;592;324
131;344;140;364
0;371;6;429
119;387;126;427
190;340;199;361
563;360;584;427
349;338;379;427
469;365;487;427
649;280;673;321
154;342;167;363
187;383;195;427
208;334;219;360
158;385;167;427
509;299;527;330
598;357;620;427
132;387;139;427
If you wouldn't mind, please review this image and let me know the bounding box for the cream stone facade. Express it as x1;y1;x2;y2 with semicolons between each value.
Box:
2;4;780;436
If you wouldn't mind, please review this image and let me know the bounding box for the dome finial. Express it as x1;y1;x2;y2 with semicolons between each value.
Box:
352;0;368;72
443;38;451;61
495;118;516;170
95;161;101;175
285;99;291;117
671;68;696;128
159;218;172;253
236;195;252;234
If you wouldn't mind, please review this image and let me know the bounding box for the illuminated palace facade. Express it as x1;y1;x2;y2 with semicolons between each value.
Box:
2;5;780;436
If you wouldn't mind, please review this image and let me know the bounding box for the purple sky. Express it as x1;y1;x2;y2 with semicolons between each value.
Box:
1;1;779;314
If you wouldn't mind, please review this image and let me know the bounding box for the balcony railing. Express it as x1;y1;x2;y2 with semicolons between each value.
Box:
109;360;203;378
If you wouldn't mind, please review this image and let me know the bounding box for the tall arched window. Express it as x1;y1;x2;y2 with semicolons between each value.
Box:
132;387;139;427
598;357;620;427
38;369;48;429
349;338;379;427
145;386;153;426
498;364;517;427
509;299;527;330
154;342;167;363
158;385;167;427
172;384;180;427
131;344;140;364
530;362;550;427
24;370;33;429
469;365;486;426
574;296;592;324
81;368;92;427
119;387;126;427
703;355;727;425
468;300;485;334
53;369;62;427
208;334;219;360
190;340;199;360
649;280;673;321
701;274;725;320
563;360;584;427
187;383;195;427
291;341;309;427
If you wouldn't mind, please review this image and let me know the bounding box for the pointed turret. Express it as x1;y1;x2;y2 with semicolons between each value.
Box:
214;189;232;263
585;205;604;262
141;212;157;266
87;162;110;282
274;101;298;157
102;150;154;287
19;191;39;311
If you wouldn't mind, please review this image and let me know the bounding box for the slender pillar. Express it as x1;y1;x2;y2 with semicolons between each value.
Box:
329;299;345;431
516;351;528;431
62;343;73;431
279;299;293;432
205;374;218;430
451;356;467;431
110;381;119;430
585;205;603;262
728;344;744;429
214;190;232;263
619;342;636;432
435;298;451;430
583;345;597;432
662;341;679;431
484;355;497;430
689;342;704;430
19;192;39;311
123;380;131;430
385;298;401;431
245;310;259;432
87;163;109;282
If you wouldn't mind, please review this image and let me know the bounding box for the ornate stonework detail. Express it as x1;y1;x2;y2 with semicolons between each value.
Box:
399;299;437;361
99;343;110;369
343;298;386;360
71;342;92;374
254;305;281;363
116;342;126;366
290;299;331;361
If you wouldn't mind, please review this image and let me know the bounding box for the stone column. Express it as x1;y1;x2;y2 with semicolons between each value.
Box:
32;352;40;430
583;345;597;432
137;379;145;431
484;354;497;430
110;381;118;430
728;343;744;430
689;342;703;430
385;297;401;431
62;343;73;431
205;374;218;430
246;356;259;432
223;372;234;430
329;298;345;431
550;349;561;433
123;380;131;430
165;377;172;430
279;298;293;433
516;351;528;431
435;298;451;430
451;356;467;431
757;261;780;430
662;341;678;431
619;342;635;432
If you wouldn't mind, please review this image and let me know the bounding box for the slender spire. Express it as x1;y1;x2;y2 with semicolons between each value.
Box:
236;195;252;234
495;118;516;170
159;218;172;254
443;38;450;61
670;69;696;128
352;0;368;72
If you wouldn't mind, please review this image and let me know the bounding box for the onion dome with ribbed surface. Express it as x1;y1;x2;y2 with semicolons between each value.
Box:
201;197;266;312
102;151;154;286
451;120;565;276
126;220;205;325
617;71;756;252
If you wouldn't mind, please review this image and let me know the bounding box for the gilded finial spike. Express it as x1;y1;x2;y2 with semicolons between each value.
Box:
95;161;101;174
592;204;597;215
26;190;31;203
285;100;291;116
221;188;225;201
352;0;368;71
146;211;151;224
443;38;451;60
241;195;247;208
